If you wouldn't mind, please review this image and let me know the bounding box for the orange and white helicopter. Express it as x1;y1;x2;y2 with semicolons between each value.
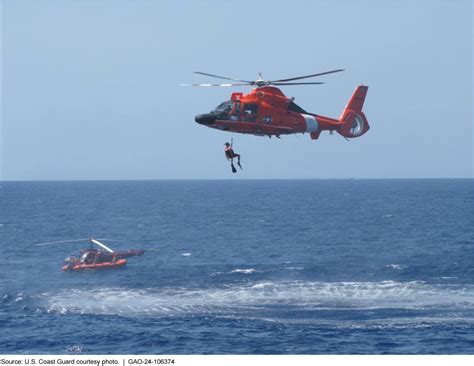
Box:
182;70;369;140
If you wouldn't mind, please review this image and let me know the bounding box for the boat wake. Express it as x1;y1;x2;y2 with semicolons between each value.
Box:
35;280;474;325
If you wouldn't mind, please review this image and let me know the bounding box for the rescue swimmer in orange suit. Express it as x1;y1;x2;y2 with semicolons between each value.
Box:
224;141;242;173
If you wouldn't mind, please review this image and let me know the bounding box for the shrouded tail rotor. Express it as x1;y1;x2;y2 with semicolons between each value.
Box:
338;85;370;138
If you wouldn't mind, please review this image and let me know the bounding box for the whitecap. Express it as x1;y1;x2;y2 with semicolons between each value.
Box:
230;268;257;274
251;282;273;289
66;345;84;353
181;252;192;257
285;266;304;271
386;264;405;270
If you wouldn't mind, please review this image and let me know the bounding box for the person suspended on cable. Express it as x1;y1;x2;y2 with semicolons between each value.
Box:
224;139;242;173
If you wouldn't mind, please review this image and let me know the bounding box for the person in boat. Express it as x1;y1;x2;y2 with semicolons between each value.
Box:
224;141;242;173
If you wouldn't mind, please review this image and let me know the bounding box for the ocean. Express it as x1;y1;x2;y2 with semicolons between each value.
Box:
1;179;473;354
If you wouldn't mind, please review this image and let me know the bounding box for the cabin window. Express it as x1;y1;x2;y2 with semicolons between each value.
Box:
243;104;258;122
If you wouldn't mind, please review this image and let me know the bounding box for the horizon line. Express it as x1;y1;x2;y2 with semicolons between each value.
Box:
1;177;473;183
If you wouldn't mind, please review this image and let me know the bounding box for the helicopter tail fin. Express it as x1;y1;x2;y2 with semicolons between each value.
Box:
337;85;370;138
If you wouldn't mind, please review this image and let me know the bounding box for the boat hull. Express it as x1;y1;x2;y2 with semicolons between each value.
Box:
62;259;127;271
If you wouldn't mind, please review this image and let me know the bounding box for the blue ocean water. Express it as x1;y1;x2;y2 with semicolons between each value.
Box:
0;179;473;354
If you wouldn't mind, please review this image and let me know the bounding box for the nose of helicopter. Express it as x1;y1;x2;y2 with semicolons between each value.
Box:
195;113;216;125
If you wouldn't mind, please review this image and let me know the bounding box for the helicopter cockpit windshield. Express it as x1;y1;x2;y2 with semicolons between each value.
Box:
211;100;242;121
212;100;233;115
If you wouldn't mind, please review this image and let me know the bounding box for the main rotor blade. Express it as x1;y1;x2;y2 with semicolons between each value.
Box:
193;72;252;83
180;83;250;87
91;238;114;253
36;238;89;246
271;69;345;83
272;82;325;85
95;238;128;242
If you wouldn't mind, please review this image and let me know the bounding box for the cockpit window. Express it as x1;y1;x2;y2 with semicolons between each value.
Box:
212;100;233;113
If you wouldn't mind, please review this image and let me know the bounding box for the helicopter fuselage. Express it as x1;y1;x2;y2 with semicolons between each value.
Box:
194;86;370;140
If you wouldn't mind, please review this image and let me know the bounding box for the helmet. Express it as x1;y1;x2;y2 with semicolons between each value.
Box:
224;142;230;147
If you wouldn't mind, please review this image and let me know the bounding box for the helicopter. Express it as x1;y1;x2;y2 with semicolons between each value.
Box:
36;237;145;271
182;70;369;140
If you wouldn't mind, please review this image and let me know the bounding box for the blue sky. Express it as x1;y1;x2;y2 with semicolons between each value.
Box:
1;0;472;180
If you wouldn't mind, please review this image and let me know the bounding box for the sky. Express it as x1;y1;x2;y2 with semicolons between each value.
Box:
1;0;473;180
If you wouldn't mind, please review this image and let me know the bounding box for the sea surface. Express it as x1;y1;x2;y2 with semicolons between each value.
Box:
1;179;473;354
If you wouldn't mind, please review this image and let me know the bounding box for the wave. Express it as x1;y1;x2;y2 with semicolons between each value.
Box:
65;345;85;353
385;264;406;270
37;280;474;320
229;268;258;274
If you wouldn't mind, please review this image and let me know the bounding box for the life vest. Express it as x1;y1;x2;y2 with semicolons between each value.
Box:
224;146;234;158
